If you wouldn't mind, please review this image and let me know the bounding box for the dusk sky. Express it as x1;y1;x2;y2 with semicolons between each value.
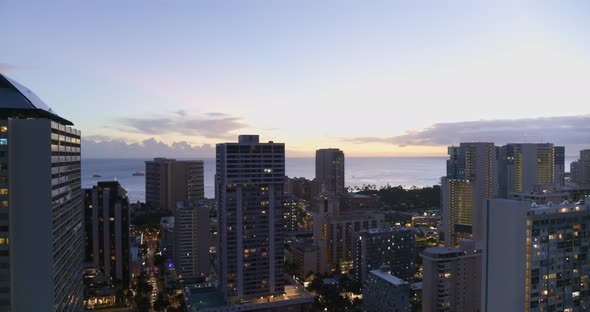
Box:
1;1;590;157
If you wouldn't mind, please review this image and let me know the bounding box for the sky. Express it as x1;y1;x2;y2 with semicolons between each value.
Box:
1;1;590;158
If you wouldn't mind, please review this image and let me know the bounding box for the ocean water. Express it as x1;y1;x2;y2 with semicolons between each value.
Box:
81;157;577;202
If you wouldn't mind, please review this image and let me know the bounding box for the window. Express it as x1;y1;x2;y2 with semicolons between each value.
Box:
0;139;6;145
0;126;6;133
1;201;6;208
0;189;7;195
0;238;8;245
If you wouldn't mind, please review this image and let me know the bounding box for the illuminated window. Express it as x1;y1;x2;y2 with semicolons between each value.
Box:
0;139;6;145
0;126;6;133
0;238;8;245
1;201;7;208
0;189;7;195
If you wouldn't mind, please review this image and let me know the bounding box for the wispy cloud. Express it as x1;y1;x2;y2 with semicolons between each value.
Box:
119;112;248;140
0;63;17;72
343;115;590;147
82;137;215;158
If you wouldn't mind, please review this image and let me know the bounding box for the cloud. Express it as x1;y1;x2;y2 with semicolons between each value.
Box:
343;115;590;147
0;63;17;72
82;137;215;158
119;112;248;140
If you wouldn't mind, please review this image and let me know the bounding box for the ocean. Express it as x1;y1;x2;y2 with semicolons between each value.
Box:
81;157;578;202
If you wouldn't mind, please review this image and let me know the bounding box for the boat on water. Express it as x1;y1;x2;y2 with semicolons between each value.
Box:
132;172;145;176
92;174;101;178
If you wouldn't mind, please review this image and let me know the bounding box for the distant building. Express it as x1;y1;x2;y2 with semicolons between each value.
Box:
145;158;204;212
284;193;300;233
285;176;321;201
482;199;590;311
441;142;498;246
353;227;416;282
363;269;411;312
411;215;440;228
174;200;210;282
84;181;131;288
312;191;384;273
284;241;320;283
570;149;590;186
160;216;175;266
498;143;564;197
0;73;83;311
315;148;345;194
421;240;482;312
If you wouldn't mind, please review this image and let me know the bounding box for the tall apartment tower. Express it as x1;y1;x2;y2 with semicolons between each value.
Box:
216;135;286;303
174;200;210;282
315;148;345;194
145;158;204;212
0;73;83;311
482;199;590;311
421;240;482;312
498;143;564;197
441;142;498;246
83;181;131;288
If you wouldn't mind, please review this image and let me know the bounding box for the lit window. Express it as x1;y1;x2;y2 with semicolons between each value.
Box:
0;126;6;133
1;201;7;208
0;238;8;245
0;139;6;145
0;189;7;195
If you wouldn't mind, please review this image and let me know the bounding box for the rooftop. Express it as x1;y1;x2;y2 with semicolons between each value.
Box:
369;270;409;286
0;73;73;125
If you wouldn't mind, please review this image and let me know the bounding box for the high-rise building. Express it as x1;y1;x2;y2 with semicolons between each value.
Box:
363;268;411;312
421;240;482;312
315;148;345;194
145;158;204;212
312;190;384;273
498;143;564;197
83;181;131;288
0;73;83;311
353;227;416;282
216;135;286;302
482;198;590;311
570;149;590;186
174;200;210;282
441;142;498;246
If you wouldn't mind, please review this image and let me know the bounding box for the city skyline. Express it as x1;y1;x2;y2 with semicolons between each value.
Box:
2;1;590;157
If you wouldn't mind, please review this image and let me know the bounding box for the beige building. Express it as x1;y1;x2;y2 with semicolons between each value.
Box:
421;240;481;312
312;191;383;273
145;158;204;212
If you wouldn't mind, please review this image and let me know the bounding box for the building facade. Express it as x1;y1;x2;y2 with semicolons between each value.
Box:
315;148;345;194
498;143;564;197
145;158;204;212
0;73;83;311
421;240;481;312
216;135;286;303
363;268;411;312
174;200;210;282
84;181;131;288
482;199;590;311
441;142;498;246
312;191;384;273
353;227;416;282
